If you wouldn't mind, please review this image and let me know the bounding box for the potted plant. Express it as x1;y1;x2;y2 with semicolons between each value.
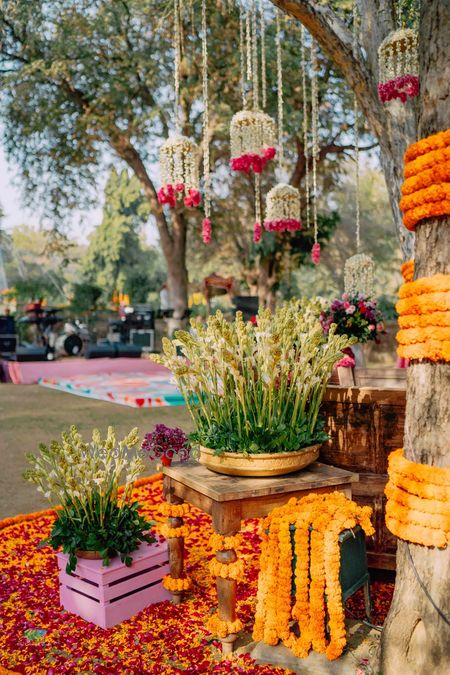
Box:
24;426;155;573
151;300;352;476
320;293;385;367
141;424;191;466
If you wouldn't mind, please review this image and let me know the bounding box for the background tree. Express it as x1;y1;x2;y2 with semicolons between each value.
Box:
269;0;449;671
0;0;378;316
82;168;166;304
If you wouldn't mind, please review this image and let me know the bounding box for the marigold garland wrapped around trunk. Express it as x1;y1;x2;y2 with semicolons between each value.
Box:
385;449;450;548
252;492;374;661
396;273;450;361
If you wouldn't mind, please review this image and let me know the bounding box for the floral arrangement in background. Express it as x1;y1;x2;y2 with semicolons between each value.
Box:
377;28;419;104
151;300;352;456
158;136;201;208
320;293;385;344
230;110;276;173
141;424;191;466
24;426;155;573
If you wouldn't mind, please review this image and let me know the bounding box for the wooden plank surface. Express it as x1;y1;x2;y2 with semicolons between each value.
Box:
163;461;358;502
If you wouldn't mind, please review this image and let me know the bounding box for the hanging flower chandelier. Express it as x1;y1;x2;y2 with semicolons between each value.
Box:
158;136;201;209
264;183;302;232
230;110;276;174
344;253;375;298
378;28;419;104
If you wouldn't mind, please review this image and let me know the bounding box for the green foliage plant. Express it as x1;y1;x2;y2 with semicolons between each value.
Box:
152;300;353;455
24;426;155;573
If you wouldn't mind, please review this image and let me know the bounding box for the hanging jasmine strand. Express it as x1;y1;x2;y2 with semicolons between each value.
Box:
310;40;320;265
201;0;212;244
251;0;259;110
246;8;252;83
353;1;361;253
174;0;181;133
276;9;284;170
253;174;262;243
239;7;247;108
301;26;310;233
259;0;267;109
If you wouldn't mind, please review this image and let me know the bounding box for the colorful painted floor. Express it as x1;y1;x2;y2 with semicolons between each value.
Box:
39;372;185;408
0;475;394;674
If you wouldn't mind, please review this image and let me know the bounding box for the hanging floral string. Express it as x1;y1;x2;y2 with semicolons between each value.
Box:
275;9;284;171
301;26;310;234
246;8;252;83
259;0;267;110
174;0;181;134
344;3;375;297
253;174;263;242
251;0;259;111
158;0;201;209
310;40;320;264
239;6;247;108
201;0;212;244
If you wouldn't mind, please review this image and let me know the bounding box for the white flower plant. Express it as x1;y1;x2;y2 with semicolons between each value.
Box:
24;426;155;573
152;300;353;456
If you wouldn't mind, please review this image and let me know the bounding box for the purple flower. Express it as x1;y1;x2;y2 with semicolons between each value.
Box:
141;424;190;465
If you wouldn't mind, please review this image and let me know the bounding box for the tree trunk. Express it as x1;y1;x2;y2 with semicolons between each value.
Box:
380;2;450;671
257;254;279;310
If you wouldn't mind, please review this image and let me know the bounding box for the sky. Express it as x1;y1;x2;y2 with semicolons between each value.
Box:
0;144;160;247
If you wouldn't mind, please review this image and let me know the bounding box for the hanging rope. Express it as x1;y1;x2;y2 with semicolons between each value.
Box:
251;0;259;110
310;40;319;250
259;0;267;109
301;26;310;232
239;6;247;108
276;9;284;171
201;0;211;224
174;0;182;133
353;1;361;252
254;173;262;243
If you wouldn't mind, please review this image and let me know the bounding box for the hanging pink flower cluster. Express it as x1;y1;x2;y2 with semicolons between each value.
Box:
230;147;276;174
311;242;321;264
253;221;262;243
264;218;302;232
202;218;212;244
335;346;356;369
158;183;201;209
377;74;419;104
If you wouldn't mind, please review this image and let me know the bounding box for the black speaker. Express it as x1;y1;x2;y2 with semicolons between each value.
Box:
0;335;17;354
114;343;143;358
0;316;15;334
15;346;47;362
84;343;117;359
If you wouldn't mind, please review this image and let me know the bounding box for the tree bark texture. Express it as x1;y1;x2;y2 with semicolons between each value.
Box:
270;0;415;260
270;1;450;671
380;2;450;671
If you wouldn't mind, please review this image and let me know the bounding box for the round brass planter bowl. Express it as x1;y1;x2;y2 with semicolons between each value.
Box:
198;444;321;477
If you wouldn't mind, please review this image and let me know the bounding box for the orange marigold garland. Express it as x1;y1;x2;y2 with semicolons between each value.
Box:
400;259;414;283
162;574;192;592
158;523;191;539
385;449;450;548
400;130;450;231
205;613;243;639
252;492;374;661
209;532;242;551
159;502;190;518
396;274;450;361
208;557;244;580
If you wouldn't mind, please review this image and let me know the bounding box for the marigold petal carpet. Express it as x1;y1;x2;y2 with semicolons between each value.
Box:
0;475;394;674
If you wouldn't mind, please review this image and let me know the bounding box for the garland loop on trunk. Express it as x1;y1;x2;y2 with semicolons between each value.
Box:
385;449;450;549
400;130;450;230
396;273;450;361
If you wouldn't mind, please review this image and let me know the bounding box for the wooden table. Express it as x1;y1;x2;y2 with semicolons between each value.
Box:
162;460;358;653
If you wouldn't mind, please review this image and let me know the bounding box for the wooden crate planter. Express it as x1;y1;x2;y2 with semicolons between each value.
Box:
321;368;406;570
57;540;171;629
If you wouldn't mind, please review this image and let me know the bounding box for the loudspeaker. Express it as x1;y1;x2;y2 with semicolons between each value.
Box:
0;316;16;334
16;346;47;362
0;335;17;354
84;343;116;359
114;343;143;358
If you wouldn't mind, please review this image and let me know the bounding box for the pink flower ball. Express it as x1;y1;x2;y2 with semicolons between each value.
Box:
253;221;262;243
311;242;321;265
202;218;212;244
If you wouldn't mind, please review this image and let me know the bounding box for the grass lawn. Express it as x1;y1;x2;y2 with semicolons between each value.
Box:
0;384;192;519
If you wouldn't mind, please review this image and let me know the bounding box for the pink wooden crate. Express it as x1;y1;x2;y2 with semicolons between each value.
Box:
57;539;171;629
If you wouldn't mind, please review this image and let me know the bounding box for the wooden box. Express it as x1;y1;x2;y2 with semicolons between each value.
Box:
321;368;406;570
57;540;171;628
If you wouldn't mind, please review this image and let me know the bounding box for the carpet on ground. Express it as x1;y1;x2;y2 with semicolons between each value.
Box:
0;476;394;674
39;372;185;408
0;357;169;385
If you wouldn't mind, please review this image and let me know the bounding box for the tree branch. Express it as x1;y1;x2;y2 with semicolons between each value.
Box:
269;0;386;141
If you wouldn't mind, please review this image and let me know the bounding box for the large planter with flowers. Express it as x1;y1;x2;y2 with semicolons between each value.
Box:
152;300;352;477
